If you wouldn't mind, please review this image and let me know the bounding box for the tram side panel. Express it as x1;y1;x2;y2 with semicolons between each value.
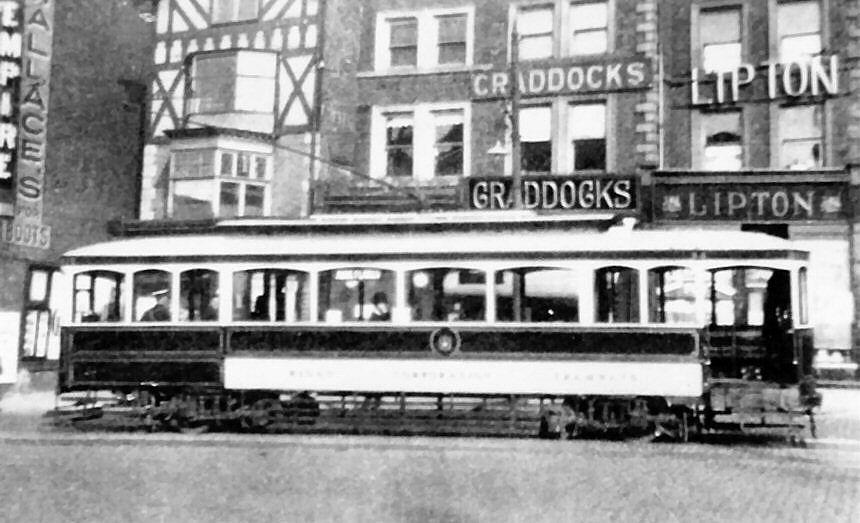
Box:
224;326;706;398
58;327;225;394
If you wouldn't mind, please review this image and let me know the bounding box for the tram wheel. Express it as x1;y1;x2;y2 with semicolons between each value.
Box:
242;398;284;432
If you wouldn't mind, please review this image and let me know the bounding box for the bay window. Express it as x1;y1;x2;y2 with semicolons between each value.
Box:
170;146;271;219
186;51;276;117
212;0;259;24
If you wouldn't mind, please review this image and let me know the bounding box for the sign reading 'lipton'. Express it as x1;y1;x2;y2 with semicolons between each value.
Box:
654;181;847;221
472;57;653;99
469;175;638;211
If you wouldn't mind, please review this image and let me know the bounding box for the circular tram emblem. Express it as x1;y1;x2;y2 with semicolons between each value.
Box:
429;328;461;356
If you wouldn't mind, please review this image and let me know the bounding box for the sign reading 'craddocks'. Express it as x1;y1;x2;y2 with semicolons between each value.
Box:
654;181;847;221
472;57;652;99
468;175;637;211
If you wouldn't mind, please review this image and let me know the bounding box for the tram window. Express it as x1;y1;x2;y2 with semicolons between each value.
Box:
707;268;776;326
799;267;809;325
318;268;395;322
180;269;219;321
133;270;172;322
496;268;578;323
407;268;486;321
595;266;639;323
648;267;696;323
73;271;124;322
233;269;310;321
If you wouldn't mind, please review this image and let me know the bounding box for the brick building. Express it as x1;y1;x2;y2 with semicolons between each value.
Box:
0;0;152;386
653;0;859;376
315;0;659;212
310;0;858;376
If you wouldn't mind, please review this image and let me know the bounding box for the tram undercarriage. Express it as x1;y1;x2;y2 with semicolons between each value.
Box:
54;386;818;445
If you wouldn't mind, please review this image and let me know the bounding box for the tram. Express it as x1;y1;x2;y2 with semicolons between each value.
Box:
54;218;819;439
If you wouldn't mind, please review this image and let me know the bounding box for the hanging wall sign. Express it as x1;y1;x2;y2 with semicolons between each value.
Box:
0;0;21;217
4;0;52;249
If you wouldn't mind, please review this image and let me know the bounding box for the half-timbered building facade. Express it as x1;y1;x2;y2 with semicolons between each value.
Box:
140;0;322;221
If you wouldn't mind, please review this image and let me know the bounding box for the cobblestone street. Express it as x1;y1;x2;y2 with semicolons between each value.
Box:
0;387;859;523
0;430;858;522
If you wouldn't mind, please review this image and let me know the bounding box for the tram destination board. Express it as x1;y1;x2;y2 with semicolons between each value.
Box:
467;175;638;211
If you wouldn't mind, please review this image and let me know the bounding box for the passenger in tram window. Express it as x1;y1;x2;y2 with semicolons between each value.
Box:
141;289;170;322
200;295;219;321
369;292;391;321
446;301;462;321
251;293;269;320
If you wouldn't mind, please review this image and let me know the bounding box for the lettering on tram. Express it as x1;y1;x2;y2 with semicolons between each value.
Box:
55;228;820;441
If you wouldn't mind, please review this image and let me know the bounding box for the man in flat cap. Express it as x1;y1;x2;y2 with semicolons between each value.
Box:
141;289;171;322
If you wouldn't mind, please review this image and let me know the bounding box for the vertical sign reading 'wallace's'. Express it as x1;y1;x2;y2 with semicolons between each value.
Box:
0;0;51;249
0;0;21;218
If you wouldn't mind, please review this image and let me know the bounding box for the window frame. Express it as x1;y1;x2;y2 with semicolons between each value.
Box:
508;0;614;62
566;0;612;57
771;0;825;63
505;96;612;175
691;108;746;170
211;0;260;25
374;7;475;72
370;102;471;180
771;102;827;170
185;50;278;117
72;270;125;324
691;2;748;77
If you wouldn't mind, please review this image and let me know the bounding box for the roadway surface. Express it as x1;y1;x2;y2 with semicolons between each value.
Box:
0;429;858;522
0;389;858;522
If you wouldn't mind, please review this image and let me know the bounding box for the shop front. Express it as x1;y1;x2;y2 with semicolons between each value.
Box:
651;170;857;379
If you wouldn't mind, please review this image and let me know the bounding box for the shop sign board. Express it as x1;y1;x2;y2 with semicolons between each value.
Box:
472;57;652;99
653;181;847;222
468;175;638;211
0;0;22;216
13;0;52;235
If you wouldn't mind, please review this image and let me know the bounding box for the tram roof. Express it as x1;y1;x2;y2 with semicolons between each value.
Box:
62;226;809;263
